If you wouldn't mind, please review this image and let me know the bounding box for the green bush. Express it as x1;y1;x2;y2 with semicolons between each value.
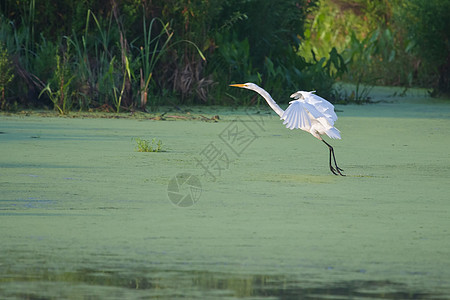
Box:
300;0;449;97
399;0;450;94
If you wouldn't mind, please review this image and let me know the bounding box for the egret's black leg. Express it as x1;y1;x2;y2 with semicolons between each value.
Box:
322;139;345;176
328;146;338;175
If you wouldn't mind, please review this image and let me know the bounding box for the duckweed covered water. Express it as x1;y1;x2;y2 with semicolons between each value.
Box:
1;89;450;299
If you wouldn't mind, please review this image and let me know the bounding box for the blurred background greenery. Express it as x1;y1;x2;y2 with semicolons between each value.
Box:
0;0;449;112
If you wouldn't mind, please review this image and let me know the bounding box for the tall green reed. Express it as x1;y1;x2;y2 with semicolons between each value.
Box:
112;55;131;113
67;9;116;109
38;41;74;114
135;16;205;110
138;18;173;111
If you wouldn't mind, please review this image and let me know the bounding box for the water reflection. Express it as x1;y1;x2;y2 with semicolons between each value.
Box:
0;268;440;299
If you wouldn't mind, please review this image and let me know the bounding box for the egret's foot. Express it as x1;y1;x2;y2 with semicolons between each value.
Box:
330;166;345;176
336;167;345;176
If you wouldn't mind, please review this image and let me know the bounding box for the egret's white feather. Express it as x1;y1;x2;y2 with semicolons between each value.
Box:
325;127;341;139
292;91;338;124
282;101;311;130
285;92;340;139
304;93;337;123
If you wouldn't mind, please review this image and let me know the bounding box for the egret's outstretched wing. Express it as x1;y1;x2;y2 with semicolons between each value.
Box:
281;100;321;130
282;98;341;139
302;92;338;124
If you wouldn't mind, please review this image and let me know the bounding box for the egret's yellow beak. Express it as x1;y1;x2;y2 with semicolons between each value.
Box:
229;83;246;88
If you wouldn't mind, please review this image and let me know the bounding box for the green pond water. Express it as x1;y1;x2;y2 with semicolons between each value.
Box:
1;88;450;299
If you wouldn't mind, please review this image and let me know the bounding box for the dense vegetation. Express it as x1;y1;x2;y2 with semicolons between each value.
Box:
301;0;450;100
0;0;448;113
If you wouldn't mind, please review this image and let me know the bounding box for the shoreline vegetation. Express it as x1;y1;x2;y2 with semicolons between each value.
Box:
1;0;449;114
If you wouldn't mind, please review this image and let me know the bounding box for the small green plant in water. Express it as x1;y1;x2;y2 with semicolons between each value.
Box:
133;137;164;152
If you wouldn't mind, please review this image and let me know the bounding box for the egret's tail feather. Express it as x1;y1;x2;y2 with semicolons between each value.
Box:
326;127;341;139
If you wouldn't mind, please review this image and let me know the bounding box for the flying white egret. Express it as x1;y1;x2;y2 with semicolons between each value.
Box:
229;83;345;176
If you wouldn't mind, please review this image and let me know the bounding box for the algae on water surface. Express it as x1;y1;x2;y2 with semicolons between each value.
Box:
1;94;450;299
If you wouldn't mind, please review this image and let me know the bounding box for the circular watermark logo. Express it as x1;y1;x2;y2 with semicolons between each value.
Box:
167;173;202;207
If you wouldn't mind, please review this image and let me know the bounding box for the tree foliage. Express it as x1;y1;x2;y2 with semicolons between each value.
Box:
399;0;450;94
301;0;450;95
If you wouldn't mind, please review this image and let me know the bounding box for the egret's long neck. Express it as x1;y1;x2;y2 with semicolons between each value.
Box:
256;88;284;117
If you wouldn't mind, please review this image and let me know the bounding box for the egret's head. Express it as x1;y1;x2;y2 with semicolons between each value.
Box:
229;83;260;91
